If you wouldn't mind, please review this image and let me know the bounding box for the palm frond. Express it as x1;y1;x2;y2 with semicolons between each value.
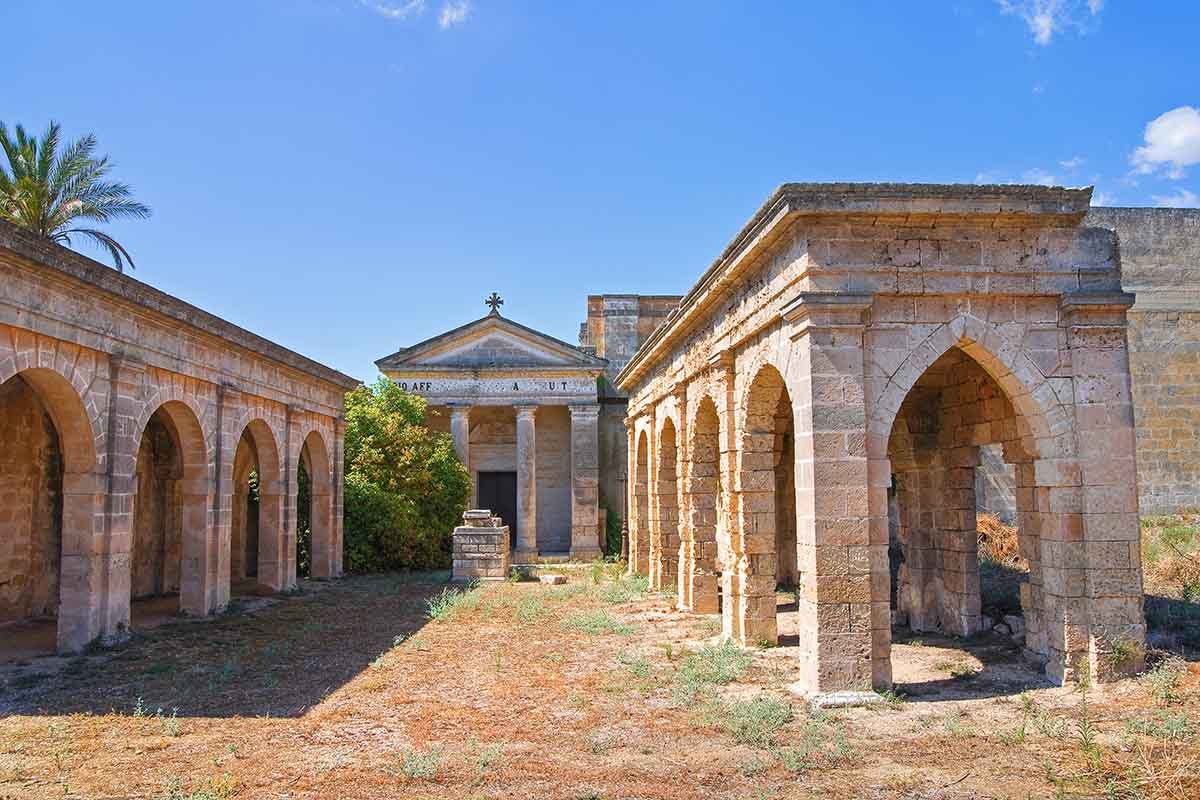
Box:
56;227;138;272
36;121;61;184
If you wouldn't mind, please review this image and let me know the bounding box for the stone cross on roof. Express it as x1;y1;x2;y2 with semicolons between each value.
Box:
485;292;504;315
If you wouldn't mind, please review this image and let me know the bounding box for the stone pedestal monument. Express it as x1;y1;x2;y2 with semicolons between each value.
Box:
451;509;510;583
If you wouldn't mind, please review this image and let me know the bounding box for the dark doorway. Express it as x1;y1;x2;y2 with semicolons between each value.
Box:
477;471;518;548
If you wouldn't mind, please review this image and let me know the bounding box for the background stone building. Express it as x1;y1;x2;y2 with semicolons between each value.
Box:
578;295;682;530
377;304;608;560
974;207;1200;518
1086;207;1200;515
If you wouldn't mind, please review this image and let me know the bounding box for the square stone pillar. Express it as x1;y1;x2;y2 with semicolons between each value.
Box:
782;293;886;699
332;415;346;578
100;355;145;638
569;403;602;560
624;416;637;573
514;405;538;560
449;404;474;506
1062;292;1146;681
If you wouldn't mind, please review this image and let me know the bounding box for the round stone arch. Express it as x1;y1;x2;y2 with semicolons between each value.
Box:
728;362;796;646
0;365;104;652
630;427;651;577
865;315;1088;683
652;414;681;591
681;393;723;615
228;416;288;591
129;398;214;617
297;427;336;579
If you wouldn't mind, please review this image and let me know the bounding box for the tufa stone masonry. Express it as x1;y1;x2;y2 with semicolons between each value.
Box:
616;183;1151;700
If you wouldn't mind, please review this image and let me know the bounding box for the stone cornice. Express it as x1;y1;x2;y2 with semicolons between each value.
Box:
0;220;360;392
614;183;1094;390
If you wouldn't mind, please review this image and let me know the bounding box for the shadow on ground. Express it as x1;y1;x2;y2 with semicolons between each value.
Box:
0;572;450;718
1146;593;1200;660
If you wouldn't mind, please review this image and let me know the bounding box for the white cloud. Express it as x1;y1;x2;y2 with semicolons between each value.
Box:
1130;106;1200;178
1059;156;1084;170
973;168;1065;187
997;0;1104;45
438;0;470;28
1022;168;1060;186
359;0;425;20
1090;189;1116;206
1152;188;1199;208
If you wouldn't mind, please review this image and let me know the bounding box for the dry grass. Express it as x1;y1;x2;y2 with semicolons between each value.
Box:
1;570;1198;799
977;512;1025;569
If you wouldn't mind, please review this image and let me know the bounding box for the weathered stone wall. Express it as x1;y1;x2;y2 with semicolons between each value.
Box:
0;376;62;622
1085;207;1200;515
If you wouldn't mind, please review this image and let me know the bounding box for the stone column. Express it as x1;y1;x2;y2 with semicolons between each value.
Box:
449;404;474;506
624;416;636;574
514;405;538;561
100;355;145;638
1062;292;1146;681
673;385;691;607
282;404;302;591
569;403;602;560
212;384;240;612
782;293;885;699
332;415;346;577
710;352;741;641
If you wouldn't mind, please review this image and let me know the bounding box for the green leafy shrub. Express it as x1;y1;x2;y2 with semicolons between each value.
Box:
604;510;623;557
342;378;471;572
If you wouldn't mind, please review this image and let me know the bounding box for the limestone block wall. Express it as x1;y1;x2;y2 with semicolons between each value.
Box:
578;295;683;518
1085;208;1200;515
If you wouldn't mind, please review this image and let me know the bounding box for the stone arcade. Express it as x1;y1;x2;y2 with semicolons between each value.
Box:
376;300;607;560
0;220;357;653
617;183;1148;700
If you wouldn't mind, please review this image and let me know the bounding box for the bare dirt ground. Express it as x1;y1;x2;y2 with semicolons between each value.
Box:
1;566;1197;800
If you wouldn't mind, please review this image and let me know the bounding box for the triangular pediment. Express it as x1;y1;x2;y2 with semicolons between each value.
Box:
376;314;606;372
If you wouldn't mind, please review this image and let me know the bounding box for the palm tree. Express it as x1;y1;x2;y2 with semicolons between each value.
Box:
0;120;150;272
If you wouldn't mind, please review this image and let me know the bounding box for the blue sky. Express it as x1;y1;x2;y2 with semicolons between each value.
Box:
4;1;1198;380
